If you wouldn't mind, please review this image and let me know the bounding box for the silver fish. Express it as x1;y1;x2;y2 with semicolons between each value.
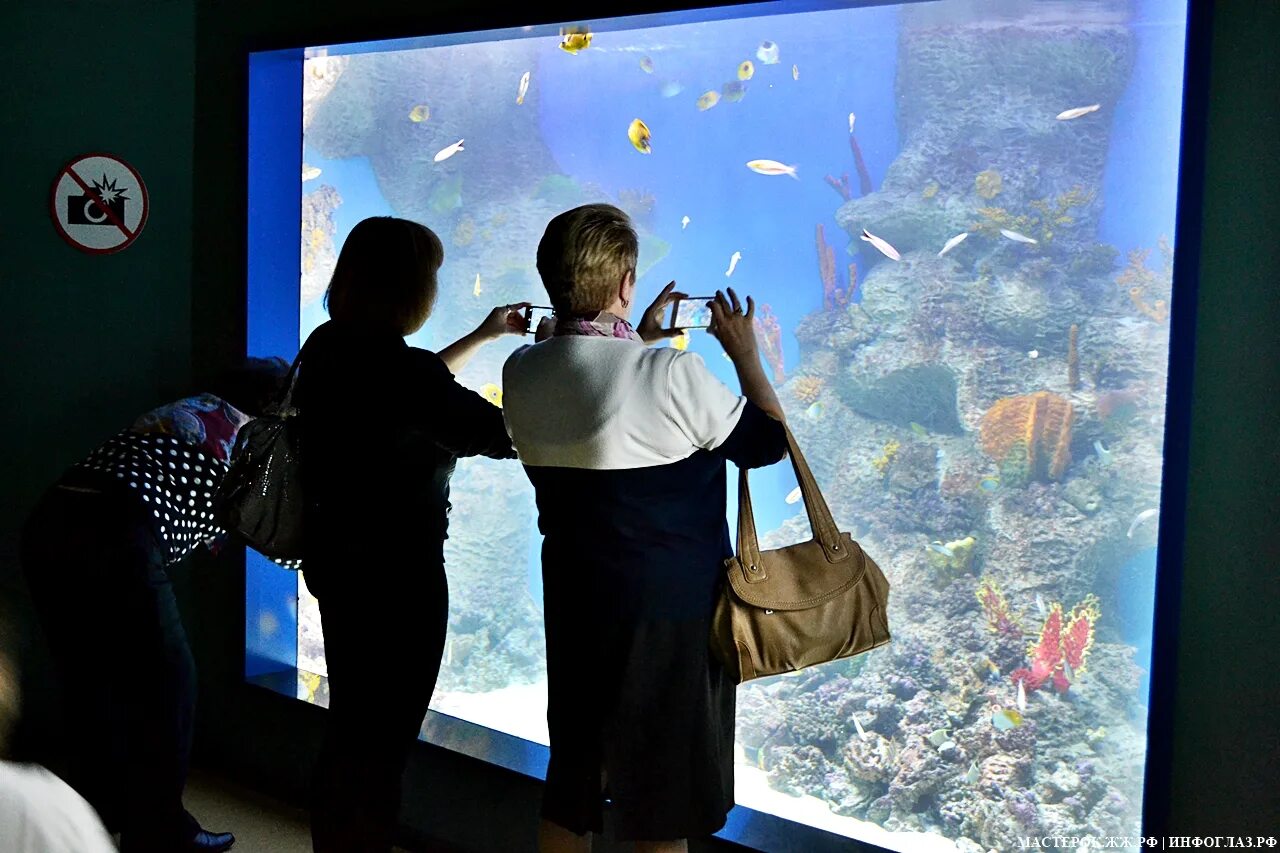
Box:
1035;593;1046;617
1094;439;1113;467
927;542;954;558
1000;228;1038;244
433;139;465;162
927;728;950;747
861;228;901;261
938;232;968;257
516;71;531;105
966;761;980;784
725;251;742;277
1127;507;1159;539
852;713;869;741
1017;678;1027;713
848;112;856;133
1056;104;1101;121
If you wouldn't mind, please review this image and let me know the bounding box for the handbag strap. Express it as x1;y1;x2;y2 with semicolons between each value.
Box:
273;349;305;414
736;423;845;578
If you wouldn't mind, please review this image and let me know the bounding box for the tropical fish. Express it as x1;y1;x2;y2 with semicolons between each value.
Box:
737;60;755;81
660;81;684;98
927;541;954;558
721;81;747;103
756;41;780;65
1017;678;1027;713
671;332;689;351
938;232;969;257
696;90;721;111
852;713;869;741
1127;507;1159;539
805;401;825;420
979;476;1000;493
725;251;742;277
479;383;503;407
927;728;950;747
860;228;901;261
909;422;928;437
560;29;593;54
681;215;690;230
1028;349;1039;359
516;71;531;105
848;112;856;133
628;118;652;154
302;164;322;182
991;708;1023;731
1036;593;1046;617
1056;104;1101;121
792;64;799;80
409;104;431;123
639;56;655;74
966;761;980;784
1062;657;1075;683
746;159;798;179
1000;228;1038;244
785;486;802;505
473;273;482;297
433;139;465;162
1094;439;1113;467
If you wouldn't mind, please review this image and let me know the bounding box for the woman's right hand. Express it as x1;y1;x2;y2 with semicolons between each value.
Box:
707;288;758;362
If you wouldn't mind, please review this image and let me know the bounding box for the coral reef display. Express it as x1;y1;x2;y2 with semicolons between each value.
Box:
301;185;342;306
978;391;1076;485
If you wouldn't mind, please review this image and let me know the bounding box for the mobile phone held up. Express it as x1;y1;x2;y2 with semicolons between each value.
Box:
522;305;556;334
667;296;716;330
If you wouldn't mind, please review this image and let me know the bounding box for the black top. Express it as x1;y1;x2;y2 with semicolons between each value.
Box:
294;320;515;565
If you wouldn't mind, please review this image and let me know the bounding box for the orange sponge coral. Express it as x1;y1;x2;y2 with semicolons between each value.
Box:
979;391;1075;483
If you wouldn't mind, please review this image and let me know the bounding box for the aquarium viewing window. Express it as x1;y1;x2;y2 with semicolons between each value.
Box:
245;0;1193;848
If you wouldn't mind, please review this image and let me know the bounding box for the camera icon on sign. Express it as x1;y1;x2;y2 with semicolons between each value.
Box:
67;175;129;225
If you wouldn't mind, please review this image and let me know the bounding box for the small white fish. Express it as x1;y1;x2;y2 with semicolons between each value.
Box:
746;159;799;180
433;139;465;162
966;761;980;784
1094;439;1113;467
302;164;322;182
1061;657;1075;683
1016;678;1027;713
725;251;742;277
792;64;799;81
473;273;482;297
927;541;954;558
1036;593;1046;617
516;71;531;105
660;81;685;98
785;486;802;505
848;112;856;133
1127;507;1159;539
1056;104;1101;121
860;228;901;261
681;215;690;230
1028;349;1039;359
927;728;950;747
1000;228;1038;244
852;713;869;741
938;232;968;257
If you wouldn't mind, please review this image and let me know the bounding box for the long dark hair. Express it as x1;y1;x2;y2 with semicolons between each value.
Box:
324;217;444;336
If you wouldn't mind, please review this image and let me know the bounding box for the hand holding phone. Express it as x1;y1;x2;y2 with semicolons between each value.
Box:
521;305;556;335
667;295;716;330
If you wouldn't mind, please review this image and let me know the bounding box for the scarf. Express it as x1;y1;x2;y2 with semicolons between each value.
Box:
552;310;644;343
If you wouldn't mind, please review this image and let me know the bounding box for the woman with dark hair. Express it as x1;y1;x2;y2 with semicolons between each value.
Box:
294;216;524;852
19;357;291;853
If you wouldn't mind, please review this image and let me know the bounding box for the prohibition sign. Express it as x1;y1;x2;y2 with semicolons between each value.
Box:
50;153;149;254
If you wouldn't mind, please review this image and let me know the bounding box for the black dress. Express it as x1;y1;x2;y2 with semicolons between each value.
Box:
294;319;515;853
502;336;788;841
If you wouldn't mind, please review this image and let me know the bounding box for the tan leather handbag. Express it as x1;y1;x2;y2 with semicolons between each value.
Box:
711;425;892;683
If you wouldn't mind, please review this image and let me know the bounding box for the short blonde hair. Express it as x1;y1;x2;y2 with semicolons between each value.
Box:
537;204;638;315
325;217;444;336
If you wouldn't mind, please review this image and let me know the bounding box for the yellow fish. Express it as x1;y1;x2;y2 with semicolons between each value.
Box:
627;118;652;154
560;29;593;54
302;164;321;182
409;104;431;123
640;56;655;74
746;159;798;179
473;273;482;296
991;708;1024;731
792;64;799;81
479;383;503;407
696;90;720;111
671;332;689;351
738;60;754;81
516;71;530;105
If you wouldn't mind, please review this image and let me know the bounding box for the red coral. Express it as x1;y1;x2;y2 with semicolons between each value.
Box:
753;304;785;384
1011;595;1100;695
817;224;855;310
825;172;852;202
849;133;874;196
976;579;1022;637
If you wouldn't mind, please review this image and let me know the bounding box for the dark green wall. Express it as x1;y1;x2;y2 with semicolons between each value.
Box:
1;0;1276;848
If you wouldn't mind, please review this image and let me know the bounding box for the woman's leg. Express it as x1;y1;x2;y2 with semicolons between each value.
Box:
537;818;591;853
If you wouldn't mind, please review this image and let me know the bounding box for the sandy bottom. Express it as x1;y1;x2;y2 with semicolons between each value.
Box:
430;680;551;746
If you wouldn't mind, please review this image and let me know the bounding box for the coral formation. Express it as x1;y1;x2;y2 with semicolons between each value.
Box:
974;169;1003;200
976;578;1022;637
972;186;1097;246
793;375;825;406
978;391;1075;485
825;172;853;202
849;132;874;196
1115;238;1173;325
817;224;855;309
1067;324;1080;391
1010;594;1100;694
301;184;342;306
753;304;785;383
926;535;977;573
872;439;901;474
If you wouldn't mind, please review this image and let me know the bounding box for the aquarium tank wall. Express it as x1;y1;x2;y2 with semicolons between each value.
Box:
245;0;1191;847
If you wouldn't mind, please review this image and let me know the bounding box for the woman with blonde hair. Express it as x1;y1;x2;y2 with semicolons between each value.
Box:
503;204;788;853
294;216;526;852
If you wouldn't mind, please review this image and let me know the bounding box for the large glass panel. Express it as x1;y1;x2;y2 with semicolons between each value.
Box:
284;0;1188;846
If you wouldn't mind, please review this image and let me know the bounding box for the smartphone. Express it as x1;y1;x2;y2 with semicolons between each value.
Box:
667;295;716;330
522;305;556;334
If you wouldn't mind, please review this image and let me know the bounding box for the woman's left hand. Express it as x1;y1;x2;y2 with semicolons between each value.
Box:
636;281;689;345
478;303;530;340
